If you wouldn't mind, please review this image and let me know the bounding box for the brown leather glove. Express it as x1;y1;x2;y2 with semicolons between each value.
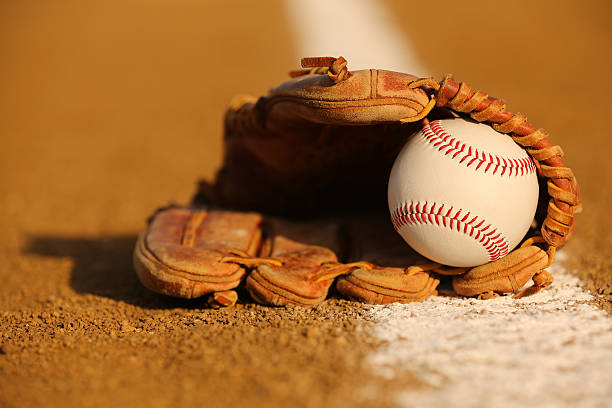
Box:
134;57;581;306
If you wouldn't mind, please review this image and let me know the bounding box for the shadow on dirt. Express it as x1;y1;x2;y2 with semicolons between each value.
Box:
21;211;450;309
23;235;210;309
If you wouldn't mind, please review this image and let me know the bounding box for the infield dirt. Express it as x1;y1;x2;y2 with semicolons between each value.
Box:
1;1;610;407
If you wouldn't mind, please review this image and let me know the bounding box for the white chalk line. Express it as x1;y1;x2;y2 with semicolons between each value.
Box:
283;0;429;76
366;251;612;408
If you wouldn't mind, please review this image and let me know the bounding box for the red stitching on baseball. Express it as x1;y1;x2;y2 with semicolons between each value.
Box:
391;201;510;262
421;120;536;176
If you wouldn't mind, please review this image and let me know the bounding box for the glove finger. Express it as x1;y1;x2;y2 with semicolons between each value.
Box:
452;245;549;297
133;206;261;299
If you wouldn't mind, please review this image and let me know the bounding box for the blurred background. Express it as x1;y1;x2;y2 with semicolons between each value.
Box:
0;0;611;406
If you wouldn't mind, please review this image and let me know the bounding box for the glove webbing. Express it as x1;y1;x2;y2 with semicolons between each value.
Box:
432;76;581;248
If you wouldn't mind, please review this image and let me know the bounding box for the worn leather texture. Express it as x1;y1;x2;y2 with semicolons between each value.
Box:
135;57;581;305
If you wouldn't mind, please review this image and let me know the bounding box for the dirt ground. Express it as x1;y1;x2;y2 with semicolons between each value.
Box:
0;1;610;407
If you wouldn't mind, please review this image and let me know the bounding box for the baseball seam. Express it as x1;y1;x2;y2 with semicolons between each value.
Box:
422;120;537;177
391;201;510;262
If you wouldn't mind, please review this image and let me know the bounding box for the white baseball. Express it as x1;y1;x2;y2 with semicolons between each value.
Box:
388;118;539;267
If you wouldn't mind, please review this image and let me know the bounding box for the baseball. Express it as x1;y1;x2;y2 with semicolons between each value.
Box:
388;118;539;267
